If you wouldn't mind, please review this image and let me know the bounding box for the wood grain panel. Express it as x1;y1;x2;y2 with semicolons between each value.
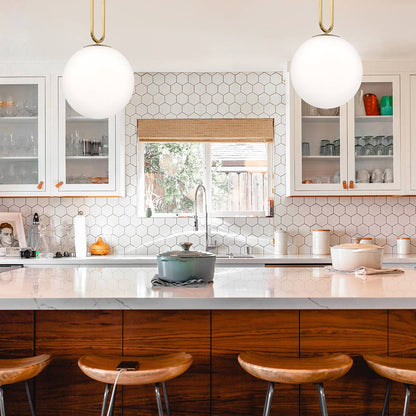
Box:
35;311;122;416
123;310;210;416
300;310;387;416
0;311;34;416
212;310;299;416
388;310;416;415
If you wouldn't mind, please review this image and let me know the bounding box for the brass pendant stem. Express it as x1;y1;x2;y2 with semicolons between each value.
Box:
319;0;334;34
90;0;105;44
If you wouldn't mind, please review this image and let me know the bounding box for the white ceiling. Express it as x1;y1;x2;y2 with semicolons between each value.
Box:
2;0;416;72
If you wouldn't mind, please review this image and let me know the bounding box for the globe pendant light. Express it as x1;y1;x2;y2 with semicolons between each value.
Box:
62;0;134;119
290;0;362;109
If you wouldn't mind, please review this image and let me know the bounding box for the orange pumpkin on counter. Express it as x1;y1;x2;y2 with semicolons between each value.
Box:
89;237;111;255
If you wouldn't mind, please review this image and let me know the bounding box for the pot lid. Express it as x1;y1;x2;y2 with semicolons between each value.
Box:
332;243;383;250
158;242;216;258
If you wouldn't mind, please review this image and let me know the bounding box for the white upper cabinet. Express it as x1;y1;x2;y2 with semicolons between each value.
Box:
287;70;403;196
0;77;47;196
0;73;125;197
52;76;125;196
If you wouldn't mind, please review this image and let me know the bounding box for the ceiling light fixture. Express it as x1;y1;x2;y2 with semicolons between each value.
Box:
62;0;134;119
290;0;362;109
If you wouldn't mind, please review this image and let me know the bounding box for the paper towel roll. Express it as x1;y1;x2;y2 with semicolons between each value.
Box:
73;211;87;258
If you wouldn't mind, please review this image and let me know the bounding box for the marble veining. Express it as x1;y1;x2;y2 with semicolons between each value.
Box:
1;266;416;310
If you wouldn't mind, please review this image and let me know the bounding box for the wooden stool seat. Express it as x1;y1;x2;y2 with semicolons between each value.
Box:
238;352;353;384
0;354;52;386
364;354;416;385
78;352;193;386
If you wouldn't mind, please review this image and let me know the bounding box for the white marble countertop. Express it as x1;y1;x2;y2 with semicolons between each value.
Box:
1;266;416;310
1;253;415;266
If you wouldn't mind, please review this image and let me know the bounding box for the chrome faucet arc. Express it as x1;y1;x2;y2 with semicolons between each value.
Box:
194;184;209;251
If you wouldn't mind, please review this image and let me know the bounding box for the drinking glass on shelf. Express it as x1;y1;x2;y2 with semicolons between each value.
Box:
320;140;330;155
302;142;310;156
5;96;15;117
333;139;340;156
24;99;37;116
332;171;340;183
325;143;335;156
355;143;362;156
374;136;387;155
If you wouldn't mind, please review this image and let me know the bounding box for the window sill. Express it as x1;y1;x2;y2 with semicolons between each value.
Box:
136;211;273;219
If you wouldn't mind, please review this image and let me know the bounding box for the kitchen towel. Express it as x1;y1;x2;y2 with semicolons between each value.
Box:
151;274;210;288
324;266;404;275
354;267;405;276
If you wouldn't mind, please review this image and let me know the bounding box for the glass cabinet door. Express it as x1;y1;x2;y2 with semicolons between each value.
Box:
348;75;400;192
57;77;117;194
0;77;46;193
294;94;348;192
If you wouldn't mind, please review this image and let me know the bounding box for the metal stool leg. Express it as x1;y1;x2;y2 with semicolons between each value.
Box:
317;383;328;416
161;382;171;416
381;380;391;416
100;384;111;416
262;382;275;416
24;381;35;416
403;384;411;416
155;383;164;416
106;385;117;416
0;386;5;416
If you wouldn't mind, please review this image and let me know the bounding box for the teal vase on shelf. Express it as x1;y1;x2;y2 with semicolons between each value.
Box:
380;96;393;116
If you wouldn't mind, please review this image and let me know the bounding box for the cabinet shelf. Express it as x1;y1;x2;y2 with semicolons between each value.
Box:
302;116;340;121
67;117;107;123
356;155;393;160
0;116;37;122
0;156;37;160
355;115;393;121
66;156;108;160
302;156;340;160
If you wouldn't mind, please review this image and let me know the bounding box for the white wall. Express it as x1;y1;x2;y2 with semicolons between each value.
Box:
2;1;416;72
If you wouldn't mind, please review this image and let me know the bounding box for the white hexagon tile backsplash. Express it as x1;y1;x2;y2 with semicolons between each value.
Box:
0;72;415;254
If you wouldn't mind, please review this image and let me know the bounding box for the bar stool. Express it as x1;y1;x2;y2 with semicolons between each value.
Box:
0;354;52;416
78;352;193;416
364;354;416;416
238;352;353;416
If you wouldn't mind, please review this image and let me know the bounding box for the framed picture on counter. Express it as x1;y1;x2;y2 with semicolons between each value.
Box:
0;212;26;254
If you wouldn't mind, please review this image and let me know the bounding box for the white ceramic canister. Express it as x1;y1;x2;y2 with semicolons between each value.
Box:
360;237;374;245
312;229;330;255
397;237;411;255
274;229;289;255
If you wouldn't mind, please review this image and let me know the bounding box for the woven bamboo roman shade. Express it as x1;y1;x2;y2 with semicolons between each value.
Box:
137;118;274;143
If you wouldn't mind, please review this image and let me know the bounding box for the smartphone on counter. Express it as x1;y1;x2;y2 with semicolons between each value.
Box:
116;361;139;371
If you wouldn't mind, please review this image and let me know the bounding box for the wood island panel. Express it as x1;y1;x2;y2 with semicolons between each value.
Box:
0;311;34;416
388;310;416;415
123;310;210;416
35;311;122;416
211;310;299;416
300;310;388;416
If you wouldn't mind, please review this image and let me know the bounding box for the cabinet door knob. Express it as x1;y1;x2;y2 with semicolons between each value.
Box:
37;181;44;190
349;180;354;189
342;180;347;189
56;181;64;188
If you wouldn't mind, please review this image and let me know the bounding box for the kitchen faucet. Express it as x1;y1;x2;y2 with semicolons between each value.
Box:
194;184;214;252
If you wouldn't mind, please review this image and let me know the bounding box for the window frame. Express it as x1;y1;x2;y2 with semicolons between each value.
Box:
137;140;274;218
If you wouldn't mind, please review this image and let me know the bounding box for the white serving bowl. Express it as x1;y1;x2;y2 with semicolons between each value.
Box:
330;243;383;271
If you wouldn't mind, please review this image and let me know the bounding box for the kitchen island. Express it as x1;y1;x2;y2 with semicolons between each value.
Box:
1;266;416;416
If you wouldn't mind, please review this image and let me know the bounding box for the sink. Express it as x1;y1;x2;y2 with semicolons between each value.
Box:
216;255;254;259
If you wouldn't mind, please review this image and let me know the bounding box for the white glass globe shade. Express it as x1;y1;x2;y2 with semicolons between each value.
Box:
62;45;134;119
290;34;362;109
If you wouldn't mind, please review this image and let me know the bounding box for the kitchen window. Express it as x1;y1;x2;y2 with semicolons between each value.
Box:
137;118;274;217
